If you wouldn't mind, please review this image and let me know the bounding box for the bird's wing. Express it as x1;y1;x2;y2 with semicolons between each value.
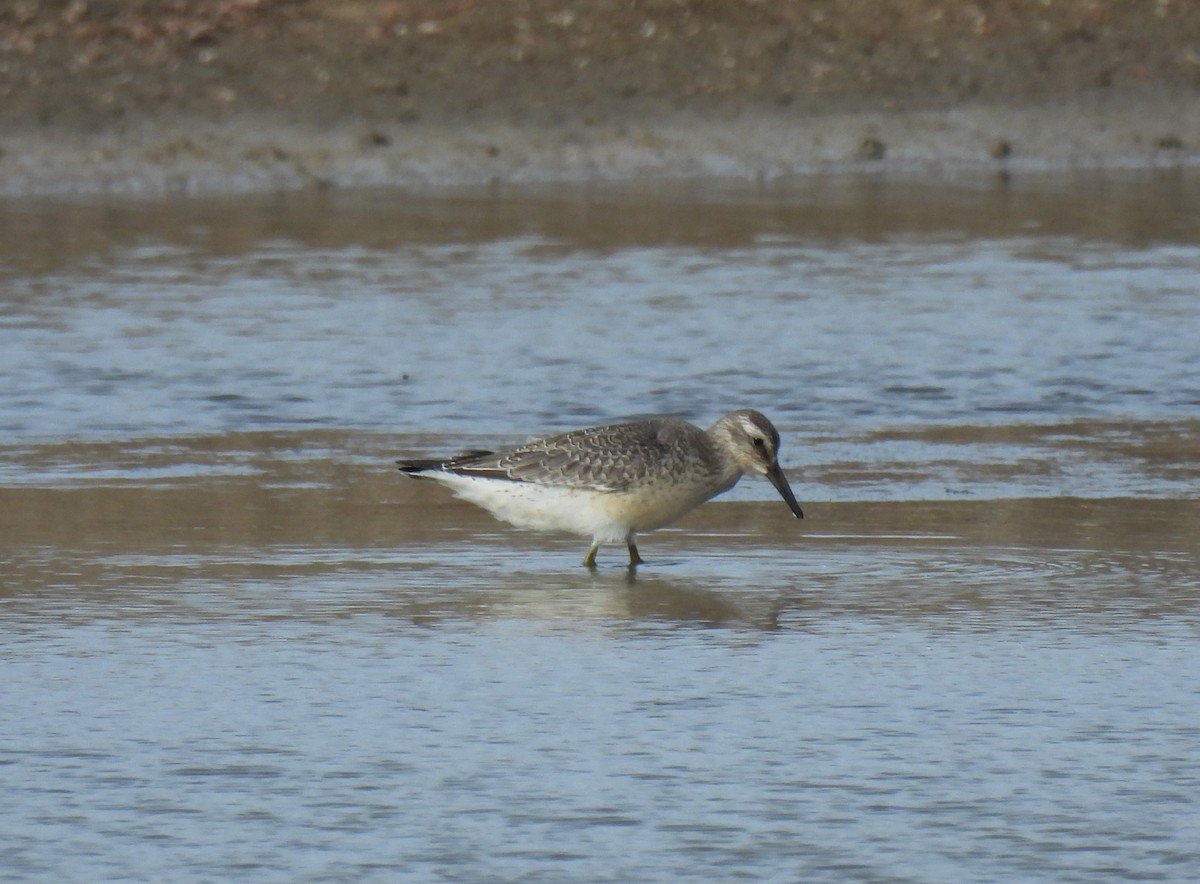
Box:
434;419;690;491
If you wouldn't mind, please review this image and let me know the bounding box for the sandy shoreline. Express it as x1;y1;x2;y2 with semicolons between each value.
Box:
2;0;1198;196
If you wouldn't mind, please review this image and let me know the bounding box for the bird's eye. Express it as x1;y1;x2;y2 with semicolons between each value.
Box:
752;437;765;447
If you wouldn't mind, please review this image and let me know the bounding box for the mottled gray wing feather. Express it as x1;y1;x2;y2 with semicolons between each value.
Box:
436;419;704;491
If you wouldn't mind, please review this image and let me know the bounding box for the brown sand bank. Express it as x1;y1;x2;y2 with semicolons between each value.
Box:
2;0;1199;194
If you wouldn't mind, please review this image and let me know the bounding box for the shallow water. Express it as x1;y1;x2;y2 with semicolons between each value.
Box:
2;171;1199;881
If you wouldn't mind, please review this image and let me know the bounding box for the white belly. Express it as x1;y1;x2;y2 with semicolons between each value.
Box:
432;473;738;543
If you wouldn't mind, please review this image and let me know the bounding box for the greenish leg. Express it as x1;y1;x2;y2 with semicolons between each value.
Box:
583;543;599;569
626;537;645;567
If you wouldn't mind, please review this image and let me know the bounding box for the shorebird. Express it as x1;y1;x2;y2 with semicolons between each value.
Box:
396;409;803;567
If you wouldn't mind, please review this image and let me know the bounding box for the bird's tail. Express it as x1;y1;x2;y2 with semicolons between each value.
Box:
396;449;496;476
396;458;444;476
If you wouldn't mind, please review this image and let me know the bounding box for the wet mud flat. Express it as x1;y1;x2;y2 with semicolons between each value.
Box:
3;427;1197;626
3;1;1200;194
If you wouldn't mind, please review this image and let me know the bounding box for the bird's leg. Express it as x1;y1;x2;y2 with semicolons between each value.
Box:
626;535;645;567
583;543;600;569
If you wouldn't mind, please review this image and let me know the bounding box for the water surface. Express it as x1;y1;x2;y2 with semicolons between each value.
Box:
2;171;1199;881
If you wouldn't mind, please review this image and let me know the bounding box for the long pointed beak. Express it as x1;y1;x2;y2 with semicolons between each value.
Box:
766;461;804;519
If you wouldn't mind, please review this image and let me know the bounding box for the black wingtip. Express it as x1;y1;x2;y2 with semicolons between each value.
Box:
397;449;499;475
396;459;444;474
